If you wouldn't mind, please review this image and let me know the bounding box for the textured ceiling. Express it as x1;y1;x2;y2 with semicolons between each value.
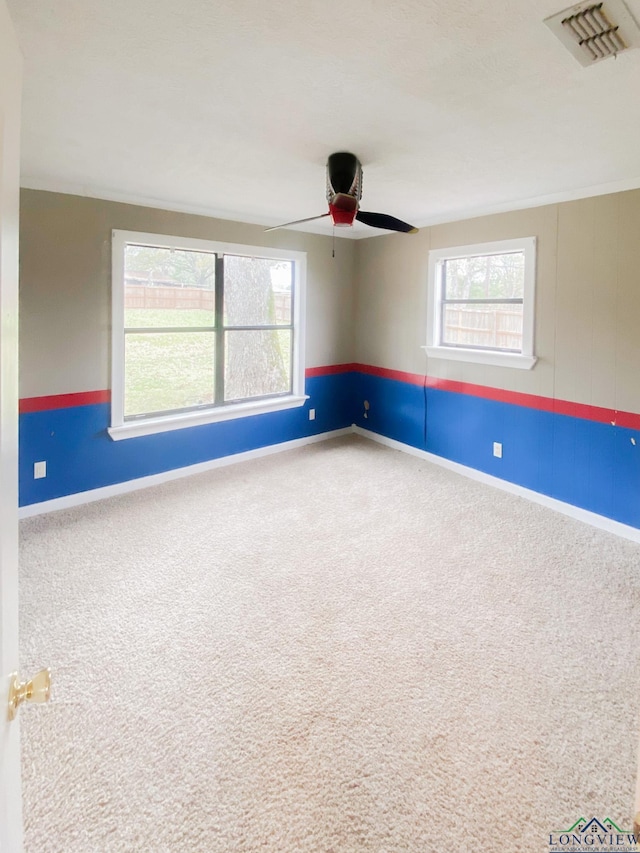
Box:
8;0;640;237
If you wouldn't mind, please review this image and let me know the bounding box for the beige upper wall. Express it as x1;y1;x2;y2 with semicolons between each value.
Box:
354;188;640;413
19;190;355;398
20;186;640;411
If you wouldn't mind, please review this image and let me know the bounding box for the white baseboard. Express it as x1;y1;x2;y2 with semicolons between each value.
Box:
19;428;352;519
353;425;640;545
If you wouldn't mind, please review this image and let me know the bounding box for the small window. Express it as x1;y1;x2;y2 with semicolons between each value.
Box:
110;231;307;440
425;238;537;369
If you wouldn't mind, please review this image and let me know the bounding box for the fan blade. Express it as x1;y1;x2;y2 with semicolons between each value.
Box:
356;211;418;233
265;213;330;232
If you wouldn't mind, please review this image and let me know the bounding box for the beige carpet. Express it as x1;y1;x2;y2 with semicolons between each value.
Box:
18;435;640;852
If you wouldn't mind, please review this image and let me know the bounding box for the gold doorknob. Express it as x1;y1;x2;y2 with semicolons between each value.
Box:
7;669;51;721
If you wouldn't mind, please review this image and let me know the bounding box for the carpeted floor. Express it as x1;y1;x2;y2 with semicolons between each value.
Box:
18;435;640;851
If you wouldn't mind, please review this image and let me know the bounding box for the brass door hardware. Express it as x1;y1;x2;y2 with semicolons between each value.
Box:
7;669;51;721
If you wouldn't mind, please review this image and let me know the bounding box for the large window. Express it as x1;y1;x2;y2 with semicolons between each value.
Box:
425;237;537;369
110;231;306;439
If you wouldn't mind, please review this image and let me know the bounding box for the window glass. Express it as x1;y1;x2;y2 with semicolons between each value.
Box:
224;329;292;401
442;303;524;351
124;332;216;417
443;253;524;300
124;245;215;328
224;255;292;327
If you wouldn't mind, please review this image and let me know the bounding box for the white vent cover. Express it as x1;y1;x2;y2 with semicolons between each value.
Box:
544;0;640;65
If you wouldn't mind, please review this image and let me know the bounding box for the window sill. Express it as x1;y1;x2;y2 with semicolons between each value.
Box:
108;394;309;441
423;346;537;370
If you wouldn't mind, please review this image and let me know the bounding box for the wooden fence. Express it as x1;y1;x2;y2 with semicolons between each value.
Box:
443;307;523;351
125;284;215;312
124;284;291;323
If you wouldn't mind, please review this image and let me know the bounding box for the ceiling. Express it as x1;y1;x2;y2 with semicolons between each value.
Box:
8;0;640;237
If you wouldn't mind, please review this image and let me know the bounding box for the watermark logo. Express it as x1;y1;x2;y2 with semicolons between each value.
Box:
549;817;638;851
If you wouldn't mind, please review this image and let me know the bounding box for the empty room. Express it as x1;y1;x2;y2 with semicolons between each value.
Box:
2;0;640;851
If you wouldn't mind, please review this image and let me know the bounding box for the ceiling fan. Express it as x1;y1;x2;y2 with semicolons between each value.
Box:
266;152;419;234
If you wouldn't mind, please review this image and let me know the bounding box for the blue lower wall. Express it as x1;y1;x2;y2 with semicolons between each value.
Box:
19;373;356;507
353;372;640;530
19;368;640;530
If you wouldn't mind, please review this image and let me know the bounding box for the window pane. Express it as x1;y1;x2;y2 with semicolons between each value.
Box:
124;245;215;328
444;252;524;300
124;331;215;417
442;303;523;351
224;330;291;401
224;255;292;326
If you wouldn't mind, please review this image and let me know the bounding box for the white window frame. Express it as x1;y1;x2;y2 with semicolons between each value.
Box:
109;230;307;440
424;237;537;370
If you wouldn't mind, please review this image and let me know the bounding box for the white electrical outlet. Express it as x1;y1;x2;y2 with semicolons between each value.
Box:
34;461;47;479
493;442;502;459
309;408;316;421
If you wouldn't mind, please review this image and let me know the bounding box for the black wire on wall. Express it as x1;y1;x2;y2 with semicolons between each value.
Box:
423;371;428;451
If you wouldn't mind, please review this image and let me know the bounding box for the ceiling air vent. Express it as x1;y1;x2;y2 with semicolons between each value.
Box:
544;0;640;65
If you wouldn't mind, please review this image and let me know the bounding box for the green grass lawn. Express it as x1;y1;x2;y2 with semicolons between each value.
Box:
125;308;214;328
124;315;292;417
125;332;216;416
